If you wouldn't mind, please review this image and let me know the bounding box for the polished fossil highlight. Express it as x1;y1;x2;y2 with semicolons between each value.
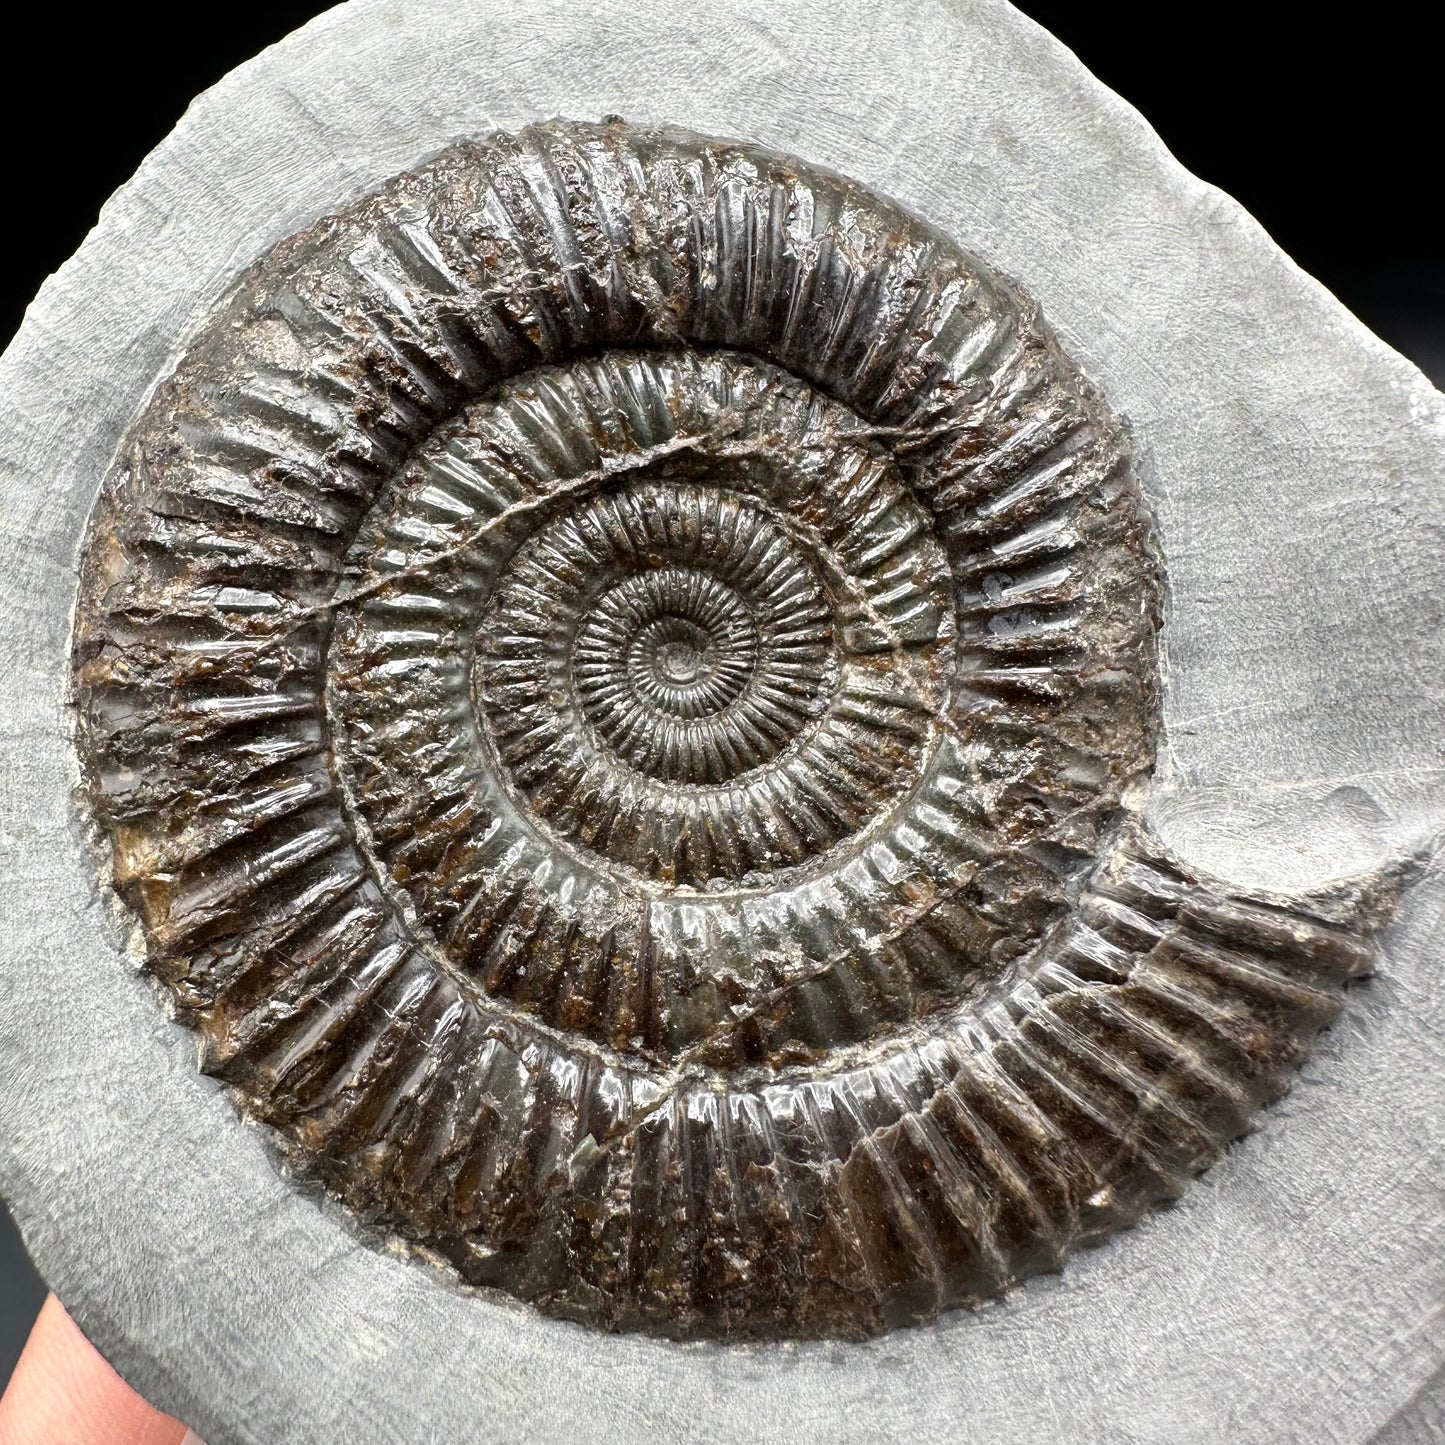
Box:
72;119;1387;1338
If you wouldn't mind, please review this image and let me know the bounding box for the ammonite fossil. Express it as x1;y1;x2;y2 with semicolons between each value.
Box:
72;118;1393;1339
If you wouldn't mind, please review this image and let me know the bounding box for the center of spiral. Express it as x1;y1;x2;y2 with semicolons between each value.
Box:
656;636;706;684
479;492;843;795
614;586;753;722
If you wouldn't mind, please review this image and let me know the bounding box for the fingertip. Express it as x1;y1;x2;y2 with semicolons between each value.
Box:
0;1294;193;1445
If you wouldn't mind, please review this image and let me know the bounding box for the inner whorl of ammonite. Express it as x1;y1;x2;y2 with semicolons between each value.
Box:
492;485;831;790
71;118;1384;1340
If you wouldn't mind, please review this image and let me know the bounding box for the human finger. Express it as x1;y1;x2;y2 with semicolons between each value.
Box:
0;1293;197;1445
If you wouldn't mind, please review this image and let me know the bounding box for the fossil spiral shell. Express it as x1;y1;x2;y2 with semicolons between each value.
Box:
72;119;1382;1338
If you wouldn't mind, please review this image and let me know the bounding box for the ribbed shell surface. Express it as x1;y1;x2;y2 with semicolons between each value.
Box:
72;119;1382;1338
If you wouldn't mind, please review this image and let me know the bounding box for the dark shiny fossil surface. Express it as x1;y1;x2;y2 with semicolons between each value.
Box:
72;119;1391;1339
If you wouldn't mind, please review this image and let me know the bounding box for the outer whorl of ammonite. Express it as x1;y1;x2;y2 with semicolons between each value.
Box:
72;119;1382;1339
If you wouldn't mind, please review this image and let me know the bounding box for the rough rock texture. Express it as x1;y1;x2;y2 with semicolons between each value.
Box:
1;0;1441;1438
71;121;1396;1338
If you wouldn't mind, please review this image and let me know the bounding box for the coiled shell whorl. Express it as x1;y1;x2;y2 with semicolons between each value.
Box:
72;119;1382;1339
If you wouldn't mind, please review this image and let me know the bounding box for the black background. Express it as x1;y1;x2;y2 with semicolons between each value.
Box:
1;0;1439;1395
